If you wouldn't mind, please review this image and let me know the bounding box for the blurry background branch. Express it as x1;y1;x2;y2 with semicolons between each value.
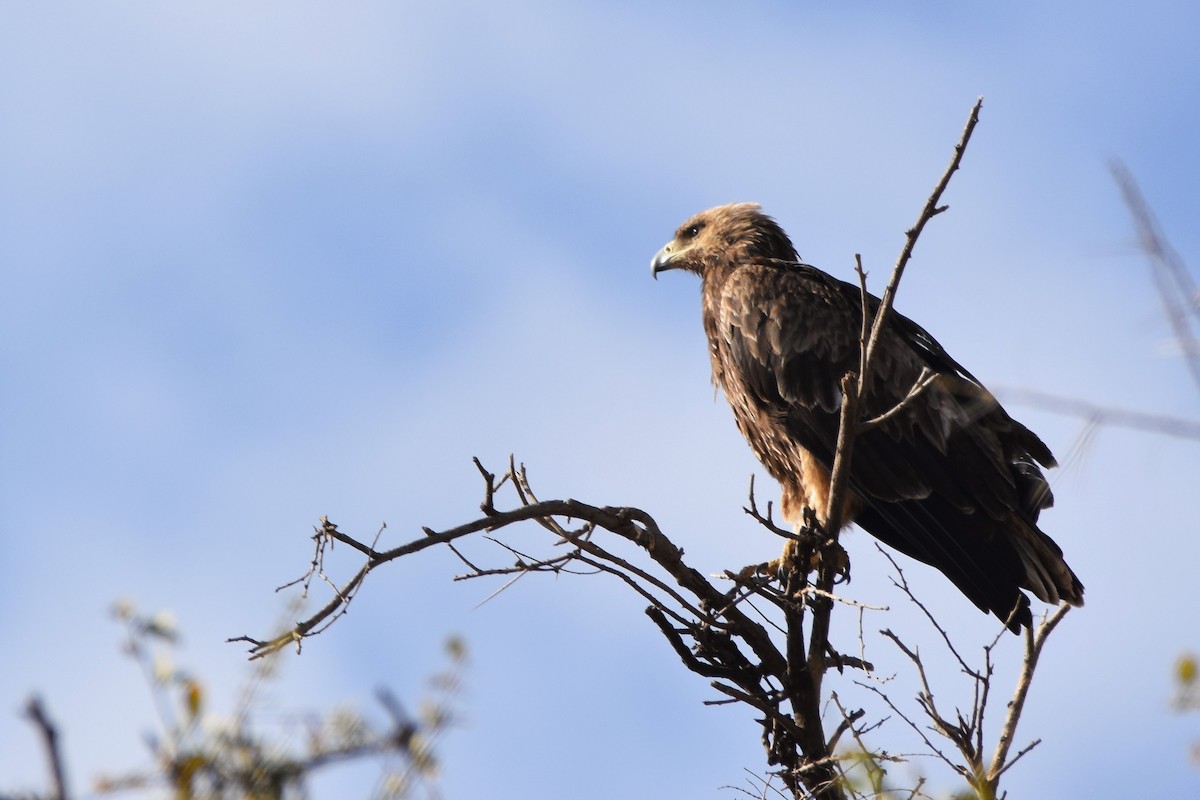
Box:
1111;160;1200;396
999;163;1200;439
994;386;1200;441
5;603;465;800
20;697;68;800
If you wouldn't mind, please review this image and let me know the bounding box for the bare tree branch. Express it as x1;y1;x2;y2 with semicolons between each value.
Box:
858;368;939;433
23;696;68;800
870;549;1072;799
985;603;1071;785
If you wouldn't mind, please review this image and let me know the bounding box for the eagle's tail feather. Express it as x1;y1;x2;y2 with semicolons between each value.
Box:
855;495;1083;632
1012;522;1085;607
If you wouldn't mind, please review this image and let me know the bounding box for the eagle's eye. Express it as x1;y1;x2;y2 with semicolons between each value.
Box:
682;223;703;240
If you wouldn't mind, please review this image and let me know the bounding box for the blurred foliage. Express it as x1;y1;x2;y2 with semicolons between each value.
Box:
738;747;999;800
1173;651;1198;709
833;749;978;800
1173;650;1200;768
5;600;466;800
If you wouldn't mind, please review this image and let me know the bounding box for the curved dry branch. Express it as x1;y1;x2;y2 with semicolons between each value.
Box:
234;458;884;797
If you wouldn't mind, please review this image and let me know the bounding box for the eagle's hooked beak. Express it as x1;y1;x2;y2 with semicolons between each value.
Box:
650;242;678;279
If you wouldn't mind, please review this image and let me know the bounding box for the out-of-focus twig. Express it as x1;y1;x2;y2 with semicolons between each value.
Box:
992;166;1200;476
996;386;1200;441
1111;159;1200;395
23;696;69;800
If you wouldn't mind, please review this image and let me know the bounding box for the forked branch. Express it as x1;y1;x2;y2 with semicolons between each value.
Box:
872;549;1073;798
237;458;881;797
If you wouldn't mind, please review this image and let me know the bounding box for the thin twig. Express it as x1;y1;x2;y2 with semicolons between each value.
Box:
858;368;939;432
862;98;983;384
877;545;983;680
856;678;964;779
986;603;1071;783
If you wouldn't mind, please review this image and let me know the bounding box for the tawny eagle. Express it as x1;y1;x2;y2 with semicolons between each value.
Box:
652;202;1083;629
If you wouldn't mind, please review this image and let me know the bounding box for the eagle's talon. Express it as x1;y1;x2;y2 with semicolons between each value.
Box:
775;539;818;582
735;561;774;580
822;539;851;585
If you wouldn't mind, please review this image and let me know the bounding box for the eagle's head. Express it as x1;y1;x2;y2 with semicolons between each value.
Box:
650;202;798;279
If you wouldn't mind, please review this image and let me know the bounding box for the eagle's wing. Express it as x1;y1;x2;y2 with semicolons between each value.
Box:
715;262;1079;625
717;262;1024;509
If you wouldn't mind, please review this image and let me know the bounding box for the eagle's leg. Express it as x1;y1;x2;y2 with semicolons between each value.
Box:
774;506;850;586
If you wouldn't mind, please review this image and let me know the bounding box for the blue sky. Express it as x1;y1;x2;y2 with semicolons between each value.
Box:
2;2;1199;797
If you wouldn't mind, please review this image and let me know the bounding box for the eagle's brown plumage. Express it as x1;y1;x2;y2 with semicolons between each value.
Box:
652;202;1083;629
